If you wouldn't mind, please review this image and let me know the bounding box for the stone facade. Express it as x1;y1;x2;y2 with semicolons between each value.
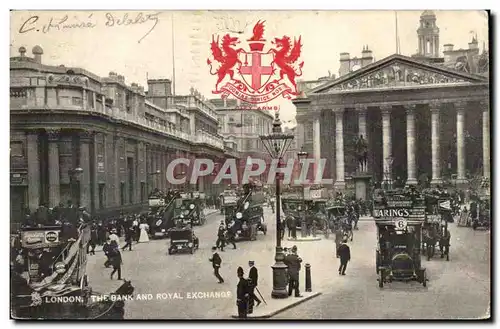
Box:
10;46;238;223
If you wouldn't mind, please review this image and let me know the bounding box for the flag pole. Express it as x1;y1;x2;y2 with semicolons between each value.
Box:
172;12;176;97
395;11;400;54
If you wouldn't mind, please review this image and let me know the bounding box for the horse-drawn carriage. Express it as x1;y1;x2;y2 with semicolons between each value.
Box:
421;194;452;261
373;190;428;288
327;204;353;248
11;223;134;319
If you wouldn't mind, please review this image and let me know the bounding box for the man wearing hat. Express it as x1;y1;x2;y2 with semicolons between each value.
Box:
284;245;303;297
209;246;224;283
337;238;351;275
216;221;226;251
236;266;250;319
247;261;261;313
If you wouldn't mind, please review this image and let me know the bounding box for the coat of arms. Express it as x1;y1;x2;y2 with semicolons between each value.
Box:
207;20;304;104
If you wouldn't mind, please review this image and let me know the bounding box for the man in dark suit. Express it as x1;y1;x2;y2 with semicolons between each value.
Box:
337;238;351;275
284;245;303;297
247;260;261;314
209;246;224;283
236;266;249;319
216;222;226;251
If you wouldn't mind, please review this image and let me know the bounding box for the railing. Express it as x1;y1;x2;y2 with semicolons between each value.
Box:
172;95;218;121
195;130;224;149
11;97;225;150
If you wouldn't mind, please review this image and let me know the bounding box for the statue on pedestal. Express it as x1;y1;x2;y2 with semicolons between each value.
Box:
355;135;368;173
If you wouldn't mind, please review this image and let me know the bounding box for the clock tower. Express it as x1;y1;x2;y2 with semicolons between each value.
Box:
417;10;440;57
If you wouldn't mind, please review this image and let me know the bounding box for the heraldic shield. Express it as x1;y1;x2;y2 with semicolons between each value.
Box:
238;51;275;93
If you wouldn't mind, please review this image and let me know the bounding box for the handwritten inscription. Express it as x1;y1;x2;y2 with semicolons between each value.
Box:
18;12;161;43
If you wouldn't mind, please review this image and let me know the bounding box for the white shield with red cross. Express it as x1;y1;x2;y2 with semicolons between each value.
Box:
238;51;275;93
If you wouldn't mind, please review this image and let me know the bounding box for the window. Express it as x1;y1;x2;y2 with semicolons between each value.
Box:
120;182;126;206
87;91;94;109
126;92;131;112
305;122;314;140
72;97;83;106
10;142;24;157
98;184;105;209
246;139;253;150
141;182;146;202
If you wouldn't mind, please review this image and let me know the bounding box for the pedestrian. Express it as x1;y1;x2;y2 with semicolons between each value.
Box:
226;220;237;249
216;222;226;251
103;238;112;268
209;246;224;283
109;229;119;243
284;245;303;297
122;226;134;251
236;266;250;319
109;240;123;280
88;223;98;255
337;238;351;275
247;260;261;314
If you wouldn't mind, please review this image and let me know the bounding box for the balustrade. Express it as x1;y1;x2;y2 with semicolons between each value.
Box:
11;93;225;150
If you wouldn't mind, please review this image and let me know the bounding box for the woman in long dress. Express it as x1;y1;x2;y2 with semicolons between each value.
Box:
138;221;150;243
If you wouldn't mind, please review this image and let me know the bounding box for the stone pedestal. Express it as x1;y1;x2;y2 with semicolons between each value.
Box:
352;173;372;201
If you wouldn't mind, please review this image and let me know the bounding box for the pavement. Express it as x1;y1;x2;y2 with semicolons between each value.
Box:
85;205;330;319
273;215;491;320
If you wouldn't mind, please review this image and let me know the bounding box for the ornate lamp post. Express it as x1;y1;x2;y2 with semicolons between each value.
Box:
297;148;308;238
68;167;84;206
260;113;294;299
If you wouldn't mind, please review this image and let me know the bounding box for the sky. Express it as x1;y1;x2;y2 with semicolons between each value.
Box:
9;10;489;126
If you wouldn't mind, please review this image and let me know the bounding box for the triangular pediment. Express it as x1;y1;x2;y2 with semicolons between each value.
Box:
311;54;488;94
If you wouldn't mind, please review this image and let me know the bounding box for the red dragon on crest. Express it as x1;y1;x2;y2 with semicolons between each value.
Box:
207;20;305;104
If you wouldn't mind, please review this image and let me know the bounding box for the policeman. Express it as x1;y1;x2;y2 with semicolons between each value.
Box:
284;245;303;297
247;261;261;314
236;266;249;319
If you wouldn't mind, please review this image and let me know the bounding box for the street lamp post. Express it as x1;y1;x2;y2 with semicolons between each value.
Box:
297;148;308;238
260;113;294;299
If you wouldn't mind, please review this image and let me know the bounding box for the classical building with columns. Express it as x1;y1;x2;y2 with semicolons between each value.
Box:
10;45;240;223
294;11;490;189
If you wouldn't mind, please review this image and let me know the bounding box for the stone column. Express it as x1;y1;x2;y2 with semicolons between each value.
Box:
27;131;40;211
381;105;393;186
312;114;321;182
481;101;490;179
429;102;442;186
79;131;93;209
405;105;418;185
47;129;61;207
356;105;368;172
333;108;346;189
113;136;121;206
455;101;467;183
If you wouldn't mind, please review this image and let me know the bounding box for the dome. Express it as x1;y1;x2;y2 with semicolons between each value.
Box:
421;10;436;17
18;46;26;54
32;45;43;55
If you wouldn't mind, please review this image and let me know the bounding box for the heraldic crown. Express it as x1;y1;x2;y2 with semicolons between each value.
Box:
207;20;304;105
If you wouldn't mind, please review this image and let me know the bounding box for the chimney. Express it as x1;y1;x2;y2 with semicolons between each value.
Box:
18;46;26;58
32;45;43;64
339;52;350;77
443;44;454;63
361;45;374;67
109;71;117;78
117;75;125;83
468;37;478;50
